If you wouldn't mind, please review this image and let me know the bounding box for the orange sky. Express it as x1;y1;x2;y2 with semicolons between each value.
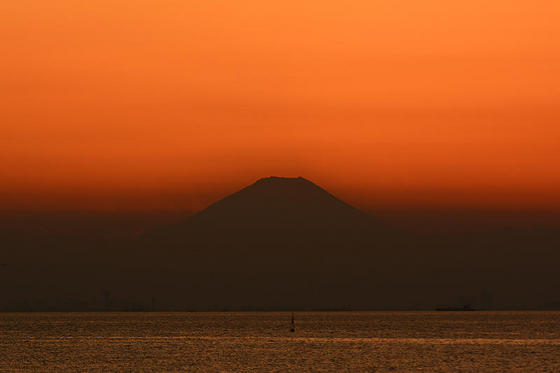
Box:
1;1;560;211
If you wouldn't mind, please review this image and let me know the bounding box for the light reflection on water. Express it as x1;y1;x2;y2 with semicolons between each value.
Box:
1;312;559;372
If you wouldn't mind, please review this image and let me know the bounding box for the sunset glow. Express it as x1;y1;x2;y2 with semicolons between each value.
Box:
2;1;560;211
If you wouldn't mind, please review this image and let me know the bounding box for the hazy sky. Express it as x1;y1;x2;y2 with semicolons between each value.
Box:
2;1;559;211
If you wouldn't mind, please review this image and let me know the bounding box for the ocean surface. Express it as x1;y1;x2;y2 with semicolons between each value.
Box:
0;311;559;372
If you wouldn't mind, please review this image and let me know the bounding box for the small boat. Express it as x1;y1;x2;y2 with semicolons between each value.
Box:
435;304;475;311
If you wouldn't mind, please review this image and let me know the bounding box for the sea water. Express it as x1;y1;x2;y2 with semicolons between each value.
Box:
1;311;559;372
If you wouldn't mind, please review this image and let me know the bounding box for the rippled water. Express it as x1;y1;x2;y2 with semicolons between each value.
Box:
1;311;559;372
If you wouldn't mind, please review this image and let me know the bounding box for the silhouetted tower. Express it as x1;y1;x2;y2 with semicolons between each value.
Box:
290;312;295;332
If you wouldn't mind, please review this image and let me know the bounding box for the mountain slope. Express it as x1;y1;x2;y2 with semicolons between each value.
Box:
143;176;387;257
190;176;368;227
133;177;403;309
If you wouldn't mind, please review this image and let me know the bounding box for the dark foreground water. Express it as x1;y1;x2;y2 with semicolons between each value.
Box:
0;312;559;372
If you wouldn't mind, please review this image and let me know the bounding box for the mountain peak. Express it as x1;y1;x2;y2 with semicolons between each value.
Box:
187;176;367;228
254;176;310;184
250;176;319;193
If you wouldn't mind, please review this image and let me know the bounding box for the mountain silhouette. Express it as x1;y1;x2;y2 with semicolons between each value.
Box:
3;177;559;311
142;176;387;259
135;177;404;309
190;176;368;227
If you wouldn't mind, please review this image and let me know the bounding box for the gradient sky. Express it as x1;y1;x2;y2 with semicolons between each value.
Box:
2;1;560;211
